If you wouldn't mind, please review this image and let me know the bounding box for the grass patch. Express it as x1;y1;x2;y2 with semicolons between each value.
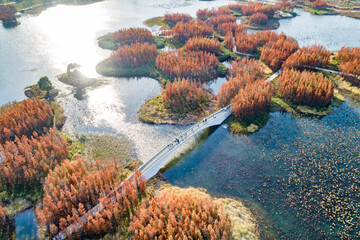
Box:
97;33;118;51
0;184;44;206
143;16;170;30
227;112;270;134
138;94;216;125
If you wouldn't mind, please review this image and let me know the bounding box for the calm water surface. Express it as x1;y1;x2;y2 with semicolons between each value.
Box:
15;209;38;240
1;0;360;238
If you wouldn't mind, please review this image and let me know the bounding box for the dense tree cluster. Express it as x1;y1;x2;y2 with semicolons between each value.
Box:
184;37;221;54
129;189;232;240
112;28;153;45
217;58;264;107
209;15;236;32
312;0;327;9
196;7;231;21
335;47;360;79
260;32;299;70
229;1;294;16
156;50;220;81
231;81;273;120
163;13;192;27
110;42;157;68
217;22;237;36
235;32;259;54
171;21;213;43
249;12;268;25
283;45;331;69
217;73;257;107
0;5;16;27
230;57;264;79
36;158;146;237
223;32;234;51
0;99;53;143
162;78;210;113
277;68;334;107
0;128;68;187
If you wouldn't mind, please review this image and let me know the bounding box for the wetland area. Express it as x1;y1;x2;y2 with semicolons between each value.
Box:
0;0;360;239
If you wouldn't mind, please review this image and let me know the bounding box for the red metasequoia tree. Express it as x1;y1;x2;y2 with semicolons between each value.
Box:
36;158;146;237
0;5;17;26
249;12;268;25
277;68;334;107
113;28;153;45
224;32;234;51
209;15;236;32
171;21;213;43
162;78;210;113
235;32;260;54
260;32;299;70
283;45;331;69
335;47;360;80
156;50;220;82
231;81;273;120
217;58;264;107
164;13;192;27
110;42;158;68
230;57;264;78
129;190;232;240
312;0;327;9
196;7;231;21
0;128;68;187
0;99;53;143
217;72;257;107
184;37;221;54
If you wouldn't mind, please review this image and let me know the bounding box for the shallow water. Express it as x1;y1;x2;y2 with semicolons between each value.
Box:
164;101;360;238
15;209;38;240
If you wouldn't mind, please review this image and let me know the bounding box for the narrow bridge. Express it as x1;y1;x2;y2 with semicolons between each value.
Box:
53;105;233;240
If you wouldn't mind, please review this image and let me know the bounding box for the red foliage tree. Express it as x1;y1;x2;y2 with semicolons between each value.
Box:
196;7;231;21
235;32;260;54
224;32;234;51
162;78;210;113
283;45;331;69
277;68;334;107
0;5;17;27
110;42;157;68
249;12;268;25
312;0;327;9
230;57;264;78
231;81;273;120
113;28;153;45
260;32;299;70
0;128;68;187
129;190;232;240
185;37;221;54
217;72;256;107
217;22;238;36
0;99;53;143
36;158;146;238
209;14;236;32
335;47;360;80
171;21;213;43
164;13;192;27
156;50;220;82
217;58;264;107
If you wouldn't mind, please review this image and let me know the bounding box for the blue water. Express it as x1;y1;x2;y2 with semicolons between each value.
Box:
15;209;38;240
164;101;360;239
